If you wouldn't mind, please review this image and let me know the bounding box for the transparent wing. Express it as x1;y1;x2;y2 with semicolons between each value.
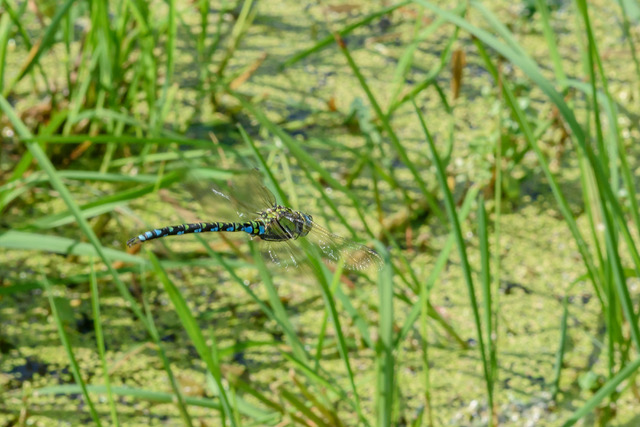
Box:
304;222;383;271
260;219;383;271
181;168;381;271
262;240;310;271
184;169;276;222
216;169;276;218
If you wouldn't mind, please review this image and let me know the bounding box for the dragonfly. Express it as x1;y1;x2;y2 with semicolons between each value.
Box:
126;170;383;271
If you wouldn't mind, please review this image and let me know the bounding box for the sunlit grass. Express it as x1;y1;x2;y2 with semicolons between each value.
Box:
1;1;639;425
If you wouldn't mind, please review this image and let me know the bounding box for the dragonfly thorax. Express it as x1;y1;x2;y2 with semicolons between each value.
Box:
259;206;313;241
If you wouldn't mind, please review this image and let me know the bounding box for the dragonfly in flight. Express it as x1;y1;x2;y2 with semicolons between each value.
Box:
127;170;382;271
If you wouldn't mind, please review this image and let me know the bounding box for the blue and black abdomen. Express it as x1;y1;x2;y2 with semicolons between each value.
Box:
127;220;266;247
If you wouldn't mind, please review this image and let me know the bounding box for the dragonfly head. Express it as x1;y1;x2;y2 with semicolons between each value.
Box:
300;213;313;237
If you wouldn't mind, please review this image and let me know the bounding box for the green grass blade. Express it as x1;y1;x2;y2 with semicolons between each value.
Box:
148;252;235;425
89;259;120;427
27;172;182;229
551;294;570;402
249;240;308;362
333;285;373;350
336;34;445;223
0;94;195;423
233;94;377;239
192;233;311;364
42;276;103;426
0;230;144;264
215;0;255;79
534;0;568;86
280;351;354;407
388;5;465;116
310;257;370;427
477;195;495;422
0;7;11;91
561;356;640;426
3;0;75;96
37;384;277;421
159;0;176;108
473;32;604;290
414;98;491;403
395;186;479;349
139;270;194;427
280;387;332;427
280;1;410;69
376;244;394;426
419;256;434;427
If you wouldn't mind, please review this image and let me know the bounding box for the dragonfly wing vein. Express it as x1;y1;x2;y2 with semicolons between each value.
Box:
305;222;383;271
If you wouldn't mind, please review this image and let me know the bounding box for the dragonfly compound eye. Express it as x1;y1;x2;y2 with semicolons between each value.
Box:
300;214;313;237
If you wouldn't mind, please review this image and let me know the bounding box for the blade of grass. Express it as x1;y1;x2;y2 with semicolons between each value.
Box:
314;260;346;368
420;0;640;350
279;386;331;427
89;259;120;427
0;94;194;423
280;1;410;69
617;0;640;96
158;0;176;113
333;285;373;350
23;133;212;144
249;240;309;362
551;294;570;402
291;372;345;427
280;351;354;408
148;251;235;426
334;32;445;224
419;257;434;427
413;98;491;407
388;5;465;116
534;0;568;87
27;172;182;229
3;0;74;96
139;267;194;427
394;186;479;349
0;110;67;212
561;356;640;426
375;243;394;426
42;275;102;426
192;232;311;364
0;6;11;91
0;230;144;264
215;0;255;79
489;70;504;425
306;254;370;427
37;383;278;422
477;195;495;423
